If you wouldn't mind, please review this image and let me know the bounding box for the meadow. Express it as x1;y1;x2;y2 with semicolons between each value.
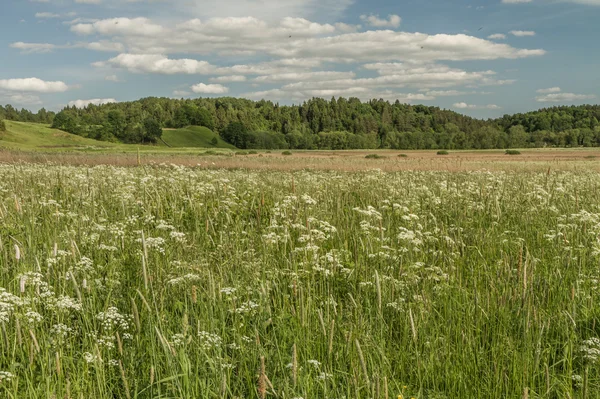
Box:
1;157;600;398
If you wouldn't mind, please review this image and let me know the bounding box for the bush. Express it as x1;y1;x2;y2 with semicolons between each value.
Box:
210;137;218;146
398;153;408;158
0;119;6;132
365;154;385;159
437;150;449;155
235;151;249;156
282;151;293;156
248;151;258;155
505;150;521;155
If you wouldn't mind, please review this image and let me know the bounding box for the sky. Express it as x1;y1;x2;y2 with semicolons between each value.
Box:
0;0;599;119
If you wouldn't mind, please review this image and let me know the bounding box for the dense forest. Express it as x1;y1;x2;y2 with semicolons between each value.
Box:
3;99;600;149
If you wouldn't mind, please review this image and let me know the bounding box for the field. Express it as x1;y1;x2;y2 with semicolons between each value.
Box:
160;126;235;149
1;155;600;398
0;121;232;152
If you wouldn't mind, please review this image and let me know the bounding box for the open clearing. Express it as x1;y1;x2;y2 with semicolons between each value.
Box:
1;154;600;397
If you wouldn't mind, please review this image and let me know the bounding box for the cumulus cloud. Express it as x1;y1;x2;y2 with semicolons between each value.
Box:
68;16;545;64
0;93;43;105
536;92;596;102
96;54;215;74
488;34;506;40
453;102;500;109
536;87;561;93
510;30;536;36
209;75;247;83
105;75;123;82
0;78;69;93
68;98;117;108
190;83;229;94
360;14;402;28
10;41;123;54
35;12;61;18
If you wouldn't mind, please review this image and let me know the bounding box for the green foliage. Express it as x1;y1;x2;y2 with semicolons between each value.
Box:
437;150;449;155
365;154;385;159
7;99;600;149
398;153;408;157
143;118;162;143
282;150;292;155
210;137;218;146
0;119;6;132
505;149;521;155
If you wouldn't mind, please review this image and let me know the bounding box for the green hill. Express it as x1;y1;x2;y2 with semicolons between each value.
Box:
160;126;235;149
0;121;236;152
0;121;116;150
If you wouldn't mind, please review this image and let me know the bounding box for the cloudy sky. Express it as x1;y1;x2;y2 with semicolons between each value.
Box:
1;0;599;118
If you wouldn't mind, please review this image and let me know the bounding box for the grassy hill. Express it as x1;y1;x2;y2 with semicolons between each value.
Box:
0;121;116;150
0;122;237;152
160;126;235;149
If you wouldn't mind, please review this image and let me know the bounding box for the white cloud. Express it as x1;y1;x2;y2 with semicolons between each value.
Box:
76;17;545;64
502;0;532;3
35;12;61;18
0;93;42;105
209;75;247;83
68;98;117;108
97;54;215;74
190;83;229;94
11;41;123;54
453;102;500;109
424;90;469;96
535;92;596;102
75;0;102;4
105;75;123;82
536;87;561;93
510;30;536;36
0;78;69;93
488;34;506;40
360;14;402;28
72;18;164;36
254;71;356;83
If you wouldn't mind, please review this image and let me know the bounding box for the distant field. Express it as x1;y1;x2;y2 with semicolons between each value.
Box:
0;121;117;150
161;126;235;149
0;121;236;152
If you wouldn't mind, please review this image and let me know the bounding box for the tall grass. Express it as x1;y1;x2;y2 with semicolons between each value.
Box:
0;164;599;397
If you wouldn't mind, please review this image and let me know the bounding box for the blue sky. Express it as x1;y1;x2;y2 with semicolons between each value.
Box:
1;0;599;118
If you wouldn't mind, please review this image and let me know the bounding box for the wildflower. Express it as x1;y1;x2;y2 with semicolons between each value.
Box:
0;371;15;383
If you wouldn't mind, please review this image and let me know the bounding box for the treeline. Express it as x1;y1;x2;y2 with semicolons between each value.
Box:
4;97;600;149
0;104;55;124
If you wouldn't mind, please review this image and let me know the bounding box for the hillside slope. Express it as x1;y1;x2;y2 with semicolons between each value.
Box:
160;126;236;149
0;121;116;150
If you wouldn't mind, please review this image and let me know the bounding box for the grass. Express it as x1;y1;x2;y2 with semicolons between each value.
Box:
365;153;385;159
0;121;117;150
160;126;235;149
1;162;600;397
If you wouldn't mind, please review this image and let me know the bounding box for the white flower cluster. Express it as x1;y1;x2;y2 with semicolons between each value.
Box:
96;307;130;331
197;331;222;350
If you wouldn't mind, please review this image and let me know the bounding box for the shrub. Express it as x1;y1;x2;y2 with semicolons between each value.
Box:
282;151;293;156
235;151;249;156
0;119;6;132
365;154;385;159
248;151;258;155
505;150;521;155
210;137;218;146
398;153;408;158
437;150;449;155
584;155;596;159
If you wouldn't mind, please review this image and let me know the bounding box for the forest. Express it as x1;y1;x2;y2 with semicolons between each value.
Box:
2;98;600;149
